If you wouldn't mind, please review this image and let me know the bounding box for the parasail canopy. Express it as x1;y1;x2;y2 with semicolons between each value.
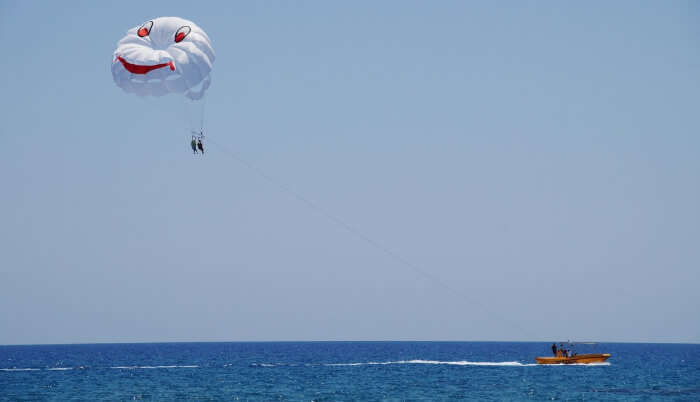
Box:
112;17;215;100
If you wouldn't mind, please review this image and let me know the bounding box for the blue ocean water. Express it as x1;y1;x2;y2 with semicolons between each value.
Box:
1;342;698;401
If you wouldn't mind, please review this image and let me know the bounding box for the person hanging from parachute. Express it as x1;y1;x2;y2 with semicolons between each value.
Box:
111;17;215;155
191;130;205;155
191;135;198;154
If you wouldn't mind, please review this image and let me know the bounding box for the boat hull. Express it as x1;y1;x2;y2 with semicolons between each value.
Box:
535;353;611;365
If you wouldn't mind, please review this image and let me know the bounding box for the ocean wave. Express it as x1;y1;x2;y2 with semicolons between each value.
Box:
3;365;201;371
249;363;303;367
110;365;199;370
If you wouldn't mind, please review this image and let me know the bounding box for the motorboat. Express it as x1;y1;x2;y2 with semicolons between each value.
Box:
535;353;611;364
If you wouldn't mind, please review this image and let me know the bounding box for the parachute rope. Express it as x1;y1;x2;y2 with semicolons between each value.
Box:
205;137;537;340
200;93;207;132
181;95;206;139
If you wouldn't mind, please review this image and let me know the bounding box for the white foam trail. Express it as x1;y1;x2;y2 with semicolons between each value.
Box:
110;365;199;369
325;360;610;367
325;360;535;367
0;368;41;371
47;367;73;371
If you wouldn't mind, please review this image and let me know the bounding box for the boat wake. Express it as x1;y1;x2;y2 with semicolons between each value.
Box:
324;360;609;367
110;365;199;369
250;359;611;368
2;361;610;373
325;360;537;367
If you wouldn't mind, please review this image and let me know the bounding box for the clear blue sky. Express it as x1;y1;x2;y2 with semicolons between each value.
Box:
1;1;698;345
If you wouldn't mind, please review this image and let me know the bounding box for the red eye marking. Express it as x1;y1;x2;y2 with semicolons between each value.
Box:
138;20;153;37
174;26;191;43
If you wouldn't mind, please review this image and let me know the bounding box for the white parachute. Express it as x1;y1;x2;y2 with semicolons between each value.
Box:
112;17;215;100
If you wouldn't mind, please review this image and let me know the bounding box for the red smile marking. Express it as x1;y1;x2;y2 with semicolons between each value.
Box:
116;56;175;74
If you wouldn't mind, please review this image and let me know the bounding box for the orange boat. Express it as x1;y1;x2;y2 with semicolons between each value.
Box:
535;353;611;365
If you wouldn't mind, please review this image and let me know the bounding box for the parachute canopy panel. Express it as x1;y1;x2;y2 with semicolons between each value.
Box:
112;16;215;100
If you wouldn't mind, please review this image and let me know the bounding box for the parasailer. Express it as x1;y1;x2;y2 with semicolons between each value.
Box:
191;136;198;154
190;130;205;155
111;17;215;153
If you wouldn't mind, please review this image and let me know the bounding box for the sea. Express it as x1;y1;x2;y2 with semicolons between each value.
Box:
1;342;698;401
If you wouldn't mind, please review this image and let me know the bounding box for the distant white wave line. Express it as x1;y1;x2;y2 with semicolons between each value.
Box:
0;367;73;371
325;360;610;367
111;365;199;369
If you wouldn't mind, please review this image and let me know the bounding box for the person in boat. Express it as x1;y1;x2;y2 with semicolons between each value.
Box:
551;343;557;356
197;137;204;154
191;136;198;154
